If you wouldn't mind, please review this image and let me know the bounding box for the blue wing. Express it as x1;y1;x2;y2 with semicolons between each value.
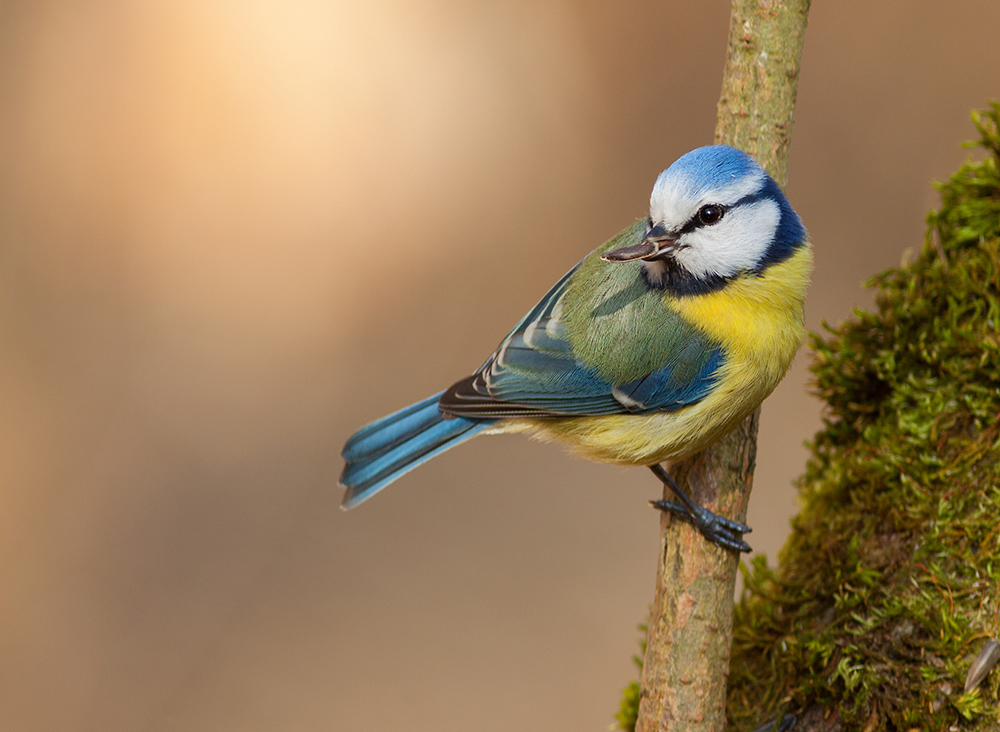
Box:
440;252;726;418
342;223;726;508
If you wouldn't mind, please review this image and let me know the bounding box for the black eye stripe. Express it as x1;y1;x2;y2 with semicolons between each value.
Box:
677;191;770;235
678;204;727;235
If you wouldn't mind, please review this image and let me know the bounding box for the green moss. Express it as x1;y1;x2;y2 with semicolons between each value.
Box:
616;102;1000;731
616;680;641;731
616;624;646;730
727;102;1000;731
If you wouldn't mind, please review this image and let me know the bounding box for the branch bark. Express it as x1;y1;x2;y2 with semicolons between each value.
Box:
635;2;811;731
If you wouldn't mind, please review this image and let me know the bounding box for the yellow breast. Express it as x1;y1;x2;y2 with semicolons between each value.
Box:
493;243;813;466
668;243;813;392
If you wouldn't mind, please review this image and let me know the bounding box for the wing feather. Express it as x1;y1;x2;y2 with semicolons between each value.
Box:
439;233;726;419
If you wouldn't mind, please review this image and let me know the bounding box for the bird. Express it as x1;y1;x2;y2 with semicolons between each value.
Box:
339;144;812;553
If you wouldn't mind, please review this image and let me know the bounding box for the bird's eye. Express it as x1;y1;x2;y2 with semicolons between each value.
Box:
697;205;725;225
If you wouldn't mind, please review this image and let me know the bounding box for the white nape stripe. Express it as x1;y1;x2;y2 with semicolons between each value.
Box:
649;168;765;231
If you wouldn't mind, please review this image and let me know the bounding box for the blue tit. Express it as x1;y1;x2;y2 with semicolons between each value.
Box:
340;144;811;552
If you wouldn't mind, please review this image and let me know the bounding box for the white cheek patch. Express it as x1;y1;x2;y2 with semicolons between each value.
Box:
673;199;780;279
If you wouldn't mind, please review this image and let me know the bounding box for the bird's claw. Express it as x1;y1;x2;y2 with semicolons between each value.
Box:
649;499;752;554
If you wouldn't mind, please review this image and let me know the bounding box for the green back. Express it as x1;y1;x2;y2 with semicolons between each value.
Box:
563;220;721;385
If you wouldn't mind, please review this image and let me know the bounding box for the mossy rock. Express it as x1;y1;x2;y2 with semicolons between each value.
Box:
728;103;1000;732
619;102;1000;732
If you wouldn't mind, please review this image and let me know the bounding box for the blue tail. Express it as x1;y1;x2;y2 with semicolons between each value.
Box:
340;392;495;508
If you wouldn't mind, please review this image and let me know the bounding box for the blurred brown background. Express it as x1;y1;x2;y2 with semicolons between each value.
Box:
1;1;998;730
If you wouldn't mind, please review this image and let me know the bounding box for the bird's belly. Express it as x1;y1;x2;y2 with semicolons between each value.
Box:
493;247;813;466
506;357;780;466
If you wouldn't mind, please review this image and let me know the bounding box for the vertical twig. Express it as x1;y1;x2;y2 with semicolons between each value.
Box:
635;2;811;731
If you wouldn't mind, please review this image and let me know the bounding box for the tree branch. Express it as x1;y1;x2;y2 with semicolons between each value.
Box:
635;3;811;731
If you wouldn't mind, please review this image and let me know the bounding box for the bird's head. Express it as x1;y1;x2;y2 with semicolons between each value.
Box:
602;145;806;295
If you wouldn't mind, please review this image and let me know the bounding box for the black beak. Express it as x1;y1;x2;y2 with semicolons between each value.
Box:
601;223;679;263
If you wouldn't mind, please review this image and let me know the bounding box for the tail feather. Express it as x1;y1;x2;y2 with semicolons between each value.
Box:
342;394;448;462
340;392;494;508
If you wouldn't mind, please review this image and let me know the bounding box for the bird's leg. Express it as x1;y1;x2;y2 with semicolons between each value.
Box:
648;463;752;554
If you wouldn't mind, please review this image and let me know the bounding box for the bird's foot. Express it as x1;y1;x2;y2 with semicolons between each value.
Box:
649;498;752;554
